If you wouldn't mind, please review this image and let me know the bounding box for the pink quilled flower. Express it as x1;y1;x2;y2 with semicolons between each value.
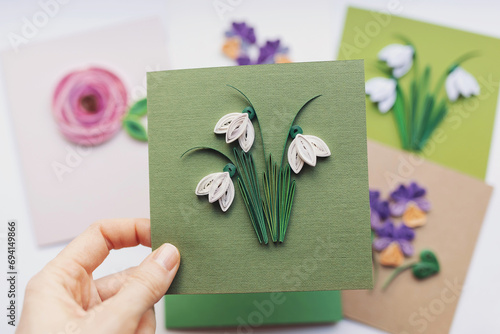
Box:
52;67;128;146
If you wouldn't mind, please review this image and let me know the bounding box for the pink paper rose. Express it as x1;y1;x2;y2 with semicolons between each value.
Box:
52;67;128;146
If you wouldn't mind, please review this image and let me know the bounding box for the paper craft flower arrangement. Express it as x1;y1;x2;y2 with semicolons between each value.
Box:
183;86;330;245
222;22;291;65
52;67;148;146
365;39;480;152
370;182;440;290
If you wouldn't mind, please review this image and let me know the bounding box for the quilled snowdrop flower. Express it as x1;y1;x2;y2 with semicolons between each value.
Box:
365;77;397;113
195;163;236;212
445;66;480;102
214;106;255;152
378;44;414;78
287;126;331;174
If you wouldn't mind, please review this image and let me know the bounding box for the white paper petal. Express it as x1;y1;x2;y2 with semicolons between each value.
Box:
303;135;331;157
226;113;249;143
288;139;304;174
219;179;235;212
238;118;255;152
446;70;459;102
365;77;396;102
378;90;397;113
295;134;317;167
208;172;231;203
214;113;241;134
392;59;413;78
456;67;480;98
378;44;414;69
455;70;471;98
195;172;220;196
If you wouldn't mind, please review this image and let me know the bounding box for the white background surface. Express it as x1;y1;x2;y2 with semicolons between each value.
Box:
0;0;499;333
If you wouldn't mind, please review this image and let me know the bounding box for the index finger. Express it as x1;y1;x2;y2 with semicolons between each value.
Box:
52;218;151;273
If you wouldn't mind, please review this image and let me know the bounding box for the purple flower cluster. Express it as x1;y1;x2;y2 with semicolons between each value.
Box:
370;182;430;258
223;22;290;66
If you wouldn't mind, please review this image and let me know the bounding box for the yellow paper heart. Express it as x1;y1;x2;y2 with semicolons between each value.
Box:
379;242;404;267
402;202;427;228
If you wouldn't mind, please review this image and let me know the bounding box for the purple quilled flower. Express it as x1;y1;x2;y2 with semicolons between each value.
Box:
373;221;415;256
256;40;281;64
231;22;256;44
390;182;431;216
369;190;390;231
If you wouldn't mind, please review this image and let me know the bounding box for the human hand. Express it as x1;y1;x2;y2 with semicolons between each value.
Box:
16;218;180;334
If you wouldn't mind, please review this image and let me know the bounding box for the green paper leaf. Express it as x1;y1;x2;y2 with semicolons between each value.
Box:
128;97;147;116
123;115;148;142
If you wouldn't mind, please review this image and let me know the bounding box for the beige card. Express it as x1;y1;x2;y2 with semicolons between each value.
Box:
343;141;493;334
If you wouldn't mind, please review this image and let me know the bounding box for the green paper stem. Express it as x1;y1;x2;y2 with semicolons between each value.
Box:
227;84;267;160
381;262;415;291
382;249;440;291
280;95;322;166
233;148;268;244
449;50;481;73
181;146;235;165
393;83;409;149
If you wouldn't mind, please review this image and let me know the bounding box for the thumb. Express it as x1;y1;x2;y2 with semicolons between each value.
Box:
104;243;180;323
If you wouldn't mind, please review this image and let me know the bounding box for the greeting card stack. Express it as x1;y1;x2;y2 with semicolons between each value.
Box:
148;8;498;333
148;60;373;327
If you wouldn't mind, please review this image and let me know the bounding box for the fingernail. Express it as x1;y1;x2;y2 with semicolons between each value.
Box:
153;243;180;271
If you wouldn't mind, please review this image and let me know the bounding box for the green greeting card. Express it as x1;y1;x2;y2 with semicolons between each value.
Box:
148;60;372;327
338;7;500;180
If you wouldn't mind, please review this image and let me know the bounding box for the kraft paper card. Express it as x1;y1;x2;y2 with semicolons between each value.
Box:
1;18;168;245
338;7;500;180
343;140;493;334
148;60;373;295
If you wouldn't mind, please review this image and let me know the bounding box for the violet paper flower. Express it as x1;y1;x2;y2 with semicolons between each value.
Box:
369;190;391;230
389;182;431;216
237;39;289;65
373;222;415;256
227;22;256;45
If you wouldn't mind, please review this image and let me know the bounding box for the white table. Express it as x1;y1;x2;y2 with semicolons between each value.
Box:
1;1;499;333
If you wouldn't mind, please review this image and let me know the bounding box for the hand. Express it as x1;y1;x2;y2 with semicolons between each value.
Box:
16;218;180;334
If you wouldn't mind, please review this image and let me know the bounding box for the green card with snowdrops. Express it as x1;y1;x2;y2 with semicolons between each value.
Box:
148;60;373;294
338;7;500;180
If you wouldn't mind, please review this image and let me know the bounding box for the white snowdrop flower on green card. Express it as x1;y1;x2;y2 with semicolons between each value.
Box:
445;66;480;102
214;106;255;152
378;44;414;78
365;77;397;113
287;126;331;174
195;164;236;212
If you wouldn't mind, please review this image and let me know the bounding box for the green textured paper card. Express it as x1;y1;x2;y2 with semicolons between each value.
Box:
338;7;500;180
164;291;342;328
148;60;372;295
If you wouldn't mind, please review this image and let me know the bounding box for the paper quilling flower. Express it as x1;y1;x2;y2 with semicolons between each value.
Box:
373;222;415;266
195;164;236;212
52;67;128;146
378;43;414;78
389;182;431;216
365;77;397;113
370;182;439;288
369;190;391;230
445;66;480;102
223;21;291;66
366;37;480;152
214;107;255;152
184;86;326;245
287;126;331;174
